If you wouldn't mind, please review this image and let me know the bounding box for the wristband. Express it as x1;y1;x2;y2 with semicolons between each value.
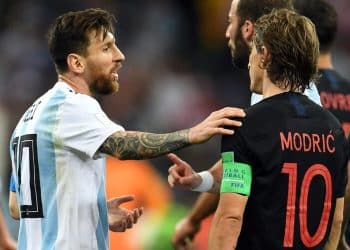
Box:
191;171;214;192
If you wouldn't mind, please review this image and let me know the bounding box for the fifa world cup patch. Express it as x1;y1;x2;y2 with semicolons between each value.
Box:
220;152;252;196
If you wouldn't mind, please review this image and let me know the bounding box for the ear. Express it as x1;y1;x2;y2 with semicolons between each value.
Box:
66;53;85;74
241;20;254;44
259;46;271;68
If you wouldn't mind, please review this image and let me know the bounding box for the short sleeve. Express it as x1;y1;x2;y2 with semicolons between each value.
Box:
56;93;124;159
221;128;252;165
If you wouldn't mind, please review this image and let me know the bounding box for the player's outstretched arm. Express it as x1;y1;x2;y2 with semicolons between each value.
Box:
167;154;222;193
168;157;222;249
99;107;245;160
107;195;143;232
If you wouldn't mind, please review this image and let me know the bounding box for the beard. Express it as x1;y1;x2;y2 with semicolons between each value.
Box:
89;72;119;96
230;30;250;69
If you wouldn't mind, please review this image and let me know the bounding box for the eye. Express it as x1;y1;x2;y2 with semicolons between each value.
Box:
103;45;110;52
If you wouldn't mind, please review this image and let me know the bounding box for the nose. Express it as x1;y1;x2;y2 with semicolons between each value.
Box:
114;46;125;62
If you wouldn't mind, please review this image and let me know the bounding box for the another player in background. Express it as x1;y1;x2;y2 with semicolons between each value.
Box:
294;0;350;135
170;0;301;249
8;8;245;250
170;8;348;249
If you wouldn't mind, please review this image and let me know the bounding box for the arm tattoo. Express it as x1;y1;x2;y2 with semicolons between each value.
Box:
99;129;190;160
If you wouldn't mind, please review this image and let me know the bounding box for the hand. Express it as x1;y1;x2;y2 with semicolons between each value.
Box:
188;107;245;144
172;217;200;250
107;195;143;232
167;153;202;190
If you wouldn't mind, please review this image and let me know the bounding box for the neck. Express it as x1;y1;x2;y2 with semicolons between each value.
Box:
58;74;91;96
261;72;290;99
317;52;333;70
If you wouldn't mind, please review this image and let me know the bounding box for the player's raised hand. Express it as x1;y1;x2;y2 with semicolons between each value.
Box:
188;107;245;144
107;195;143;232
167;153;201;190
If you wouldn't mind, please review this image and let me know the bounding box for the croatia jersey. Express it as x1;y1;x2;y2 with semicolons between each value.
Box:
9;81;124;250
221;92;348;249
318;69;350;135
250;82;322;106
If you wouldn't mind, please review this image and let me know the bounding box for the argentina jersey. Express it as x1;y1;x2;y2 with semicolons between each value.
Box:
10;81;124;250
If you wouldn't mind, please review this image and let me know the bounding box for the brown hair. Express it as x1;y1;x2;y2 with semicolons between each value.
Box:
253;9;319;91
47;8;115;73
237;0;293;25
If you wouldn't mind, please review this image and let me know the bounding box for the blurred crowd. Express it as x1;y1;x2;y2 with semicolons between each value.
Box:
0;0;349;248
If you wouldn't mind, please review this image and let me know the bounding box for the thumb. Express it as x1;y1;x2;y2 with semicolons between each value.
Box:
108;195;135;206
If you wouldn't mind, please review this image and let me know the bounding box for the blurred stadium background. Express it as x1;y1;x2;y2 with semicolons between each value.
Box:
0;0;349;249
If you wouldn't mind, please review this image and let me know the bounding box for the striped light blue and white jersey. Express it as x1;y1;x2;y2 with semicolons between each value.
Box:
10;81;124;250
250;82;322;106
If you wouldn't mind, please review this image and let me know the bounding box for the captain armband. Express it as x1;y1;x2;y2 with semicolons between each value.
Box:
220;152;252;196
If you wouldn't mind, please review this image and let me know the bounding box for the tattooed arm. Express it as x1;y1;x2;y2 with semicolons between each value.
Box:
99;107;246;160
99;130;190;160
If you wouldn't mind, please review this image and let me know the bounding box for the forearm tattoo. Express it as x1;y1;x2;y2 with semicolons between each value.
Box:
99;129;190;160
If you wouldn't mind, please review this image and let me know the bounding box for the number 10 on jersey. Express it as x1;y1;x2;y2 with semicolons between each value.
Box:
282;163;332;248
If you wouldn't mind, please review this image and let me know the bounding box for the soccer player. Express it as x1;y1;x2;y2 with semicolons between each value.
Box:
8;8;245;250
170;8;348;249
294;0;350;135
170;1;304;248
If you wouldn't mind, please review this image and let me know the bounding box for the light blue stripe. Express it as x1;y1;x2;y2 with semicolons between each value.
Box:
36;89;67;250
96;162;108;250
10;108;31;250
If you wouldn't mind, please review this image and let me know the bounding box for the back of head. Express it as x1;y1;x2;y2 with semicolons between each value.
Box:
237;0;293;24
253;9;319;92
294;0;337;53
47;8;115;73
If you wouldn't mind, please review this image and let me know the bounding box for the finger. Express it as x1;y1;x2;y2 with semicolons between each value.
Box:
168;167;184;181
111;195;135;206
168;175;175;187
210;118;242;128
210;127;235;136
217;107;246;118
167;153;187;166
132;208;142;223
126;214;133;228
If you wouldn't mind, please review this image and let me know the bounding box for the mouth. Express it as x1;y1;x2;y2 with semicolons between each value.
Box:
111;68;120;81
